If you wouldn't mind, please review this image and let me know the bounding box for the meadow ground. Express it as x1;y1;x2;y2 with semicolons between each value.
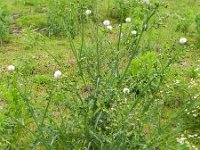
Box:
0;0;200;149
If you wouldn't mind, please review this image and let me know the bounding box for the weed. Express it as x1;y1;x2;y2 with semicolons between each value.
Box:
0;6;10;44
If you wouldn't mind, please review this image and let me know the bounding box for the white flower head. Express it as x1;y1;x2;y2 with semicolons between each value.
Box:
123;88;130;94
85;9;92;15
143;0;150;4
179;37;187;44
125;17;131;23
8;65;15;71
107;25;112;30
131;30;137;35
103;20;110;26
54;70;62;78
175;80;180;84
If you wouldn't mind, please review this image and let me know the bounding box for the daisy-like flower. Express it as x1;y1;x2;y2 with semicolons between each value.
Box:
123;88;130;94
8;65;15;71
103;20;110;26
131;30;137;35
125;17;131;23
179;37;187;44
85;9;92;15
143;0;150;4
107;25;112;30
54;70;62;78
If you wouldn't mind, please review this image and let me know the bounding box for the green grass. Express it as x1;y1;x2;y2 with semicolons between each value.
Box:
0;0;200;149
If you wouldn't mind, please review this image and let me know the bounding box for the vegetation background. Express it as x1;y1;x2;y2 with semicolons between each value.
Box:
0;0;199;149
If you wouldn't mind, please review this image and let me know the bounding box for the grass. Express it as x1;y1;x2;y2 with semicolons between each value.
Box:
0;0;200;149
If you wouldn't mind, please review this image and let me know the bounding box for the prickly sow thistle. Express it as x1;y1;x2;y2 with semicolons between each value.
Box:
8;65;15;71
103;20;110;26
125;17;131;23
85;9;92;15
179;37;187;44
54;70;62;78
123;88;130;94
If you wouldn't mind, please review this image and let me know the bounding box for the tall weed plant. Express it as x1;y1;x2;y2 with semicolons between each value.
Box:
1;1;199;149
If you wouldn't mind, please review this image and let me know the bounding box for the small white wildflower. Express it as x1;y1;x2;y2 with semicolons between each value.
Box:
125;17;131;23
175;80;180;84
85;9;92;15
123;88;130;94
107;25;112;30
176;137;186;145
8;65;15;71
179;37;187;44
185;141;190;145
54;70;62;78
143;0;150;4
131;30;137;35
103;20;110;26
193;94;199;99
194;147;198;150
188;135;194;138
193;114;198;117
195;67;200;71
192;110;196;113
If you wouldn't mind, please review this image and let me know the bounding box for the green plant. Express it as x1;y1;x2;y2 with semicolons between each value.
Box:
1;0;200;149
196;13;200;46
176;14;192;34
46;0;79;38
19;28;45;49
0;6;10;44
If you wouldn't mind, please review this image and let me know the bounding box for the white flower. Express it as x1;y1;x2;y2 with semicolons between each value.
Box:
131;30;137;35
175;80;180;84
193;114;198;117
125;17;131;23
8;65;15;71
107;25;112;30
195;67;200;71
85;9;92;15
103;20;110;26
54;70;62;78
123;88;130;94
179;38;187;44
143;0;150;4
176;137;186;145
